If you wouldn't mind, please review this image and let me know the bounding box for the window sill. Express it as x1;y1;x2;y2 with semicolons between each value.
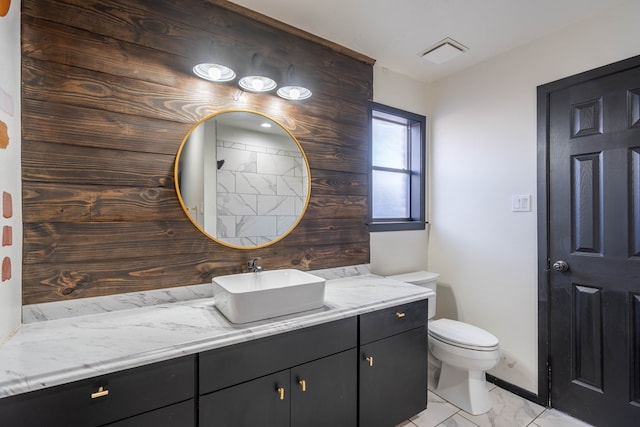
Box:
368;221;427;232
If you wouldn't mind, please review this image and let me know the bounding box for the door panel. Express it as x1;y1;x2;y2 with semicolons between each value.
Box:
631;148;640;257
572;285;602;391
571;153;602;254
359;327;427;427
548;63;640;426
290;349;357;427
633;294;640;404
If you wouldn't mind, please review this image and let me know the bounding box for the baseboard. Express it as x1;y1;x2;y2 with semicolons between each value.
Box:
486;374;546;407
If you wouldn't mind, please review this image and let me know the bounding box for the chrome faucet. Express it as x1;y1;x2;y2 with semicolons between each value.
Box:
247;258;263;273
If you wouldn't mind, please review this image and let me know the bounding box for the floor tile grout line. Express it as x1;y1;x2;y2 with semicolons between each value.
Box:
528;409;546;426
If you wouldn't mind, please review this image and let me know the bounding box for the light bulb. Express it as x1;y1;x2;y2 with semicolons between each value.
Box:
277;86;312;100
251;78;264;91
193;63;235;82
289;87;301;100
239;76;277;92
208;66;222;81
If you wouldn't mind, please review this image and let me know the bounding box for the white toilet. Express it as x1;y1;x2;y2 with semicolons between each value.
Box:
387;271;500;415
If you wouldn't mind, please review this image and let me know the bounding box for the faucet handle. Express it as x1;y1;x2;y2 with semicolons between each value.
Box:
247;257;263;272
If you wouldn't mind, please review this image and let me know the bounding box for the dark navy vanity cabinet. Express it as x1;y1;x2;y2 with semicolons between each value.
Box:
0;300;428;427
359;300;429;427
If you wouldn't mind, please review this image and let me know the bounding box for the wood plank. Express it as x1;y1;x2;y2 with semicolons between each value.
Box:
310;170;368;196
22;140;175;187
23;182;184;223
22;99;188;156
306;195;368;220
303;141;368;174
23;183;368;224
282;219;368;247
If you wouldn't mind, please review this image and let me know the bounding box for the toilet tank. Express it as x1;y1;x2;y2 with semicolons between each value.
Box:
387;271;439;319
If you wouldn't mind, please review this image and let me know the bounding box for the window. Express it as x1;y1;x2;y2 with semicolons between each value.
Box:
368;102;426;232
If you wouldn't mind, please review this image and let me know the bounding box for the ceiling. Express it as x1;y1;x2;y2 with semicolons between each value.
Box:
228;0;627;83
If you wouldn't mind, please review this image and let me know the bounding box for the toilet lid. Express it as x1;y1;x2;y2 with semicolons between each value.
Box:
429;318;499;351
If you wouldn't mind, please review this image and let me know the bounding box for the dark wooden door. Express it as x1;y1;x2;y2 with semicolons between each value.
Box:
290;349;357;427
548;62;640;426
359;327;427;427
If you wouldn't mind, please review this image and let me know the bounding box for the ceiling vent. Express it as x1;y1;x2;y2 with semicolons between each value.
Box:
418;38;468;64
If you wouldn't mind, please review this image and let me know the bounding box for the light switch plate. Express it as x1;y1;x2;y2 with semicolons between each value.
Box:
512;194;531;212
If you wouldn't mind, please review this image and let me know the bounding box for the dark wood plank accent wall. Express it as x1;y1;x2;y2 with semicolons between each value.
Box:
21;0;373;304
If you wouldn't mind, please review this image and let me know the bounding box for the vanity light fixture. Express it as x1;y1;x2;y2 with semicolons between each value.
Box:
277;85;312;100
193;63;236;82
238;75;277;92
277;64;312;100
193;56;311;100
238;53;278;93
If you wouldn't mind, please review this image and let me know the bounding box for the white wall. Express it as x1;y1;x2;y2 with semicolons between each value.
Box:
428;0;640;393
370;65;431;276
0;0;22;344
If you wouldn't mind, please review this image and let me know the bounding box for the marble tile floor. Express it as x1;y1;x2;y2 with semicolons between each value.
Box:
397;383;594;427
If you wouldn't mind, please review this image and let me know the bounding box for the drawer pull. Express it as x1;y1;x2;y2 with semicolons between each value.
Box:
277;387;285;400
299;379;307;392
365;356;374;367
91;386;109;399
395;312;406;318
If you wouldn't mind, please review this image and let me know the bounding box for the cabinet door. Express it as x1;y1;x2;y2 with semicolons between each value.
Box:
359;327;427;427
291;349;357;427
199;370;290;427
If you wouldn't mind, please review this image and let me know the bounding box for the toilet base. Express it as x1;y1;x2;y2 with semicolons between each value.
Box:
435;362;492;415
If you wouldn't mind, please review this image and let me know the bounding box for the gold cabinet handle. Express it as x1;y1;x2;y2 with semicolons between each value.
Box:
365;356;374;367
91;386;109;399
298;379;306;392
277;387;285;400
395;312;406;318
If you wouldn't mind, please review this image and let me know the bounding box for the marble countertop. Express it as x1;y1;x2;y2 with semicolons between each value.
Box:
0;270;432;399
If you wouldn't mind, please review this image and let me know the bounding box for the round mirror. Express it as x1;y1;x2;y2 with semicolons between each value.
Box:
175;110;311;249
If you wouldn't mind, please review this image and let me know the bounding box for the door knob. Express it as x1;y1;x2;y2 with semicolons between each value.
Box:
552;260;569;272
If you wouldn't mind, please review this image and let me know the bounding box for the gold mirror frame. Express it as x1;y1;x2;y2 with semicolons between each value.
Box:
174;110;311;249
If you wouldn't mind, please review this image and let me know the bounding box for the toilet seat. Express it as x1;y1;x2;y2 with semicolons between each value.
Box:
429;319;499;351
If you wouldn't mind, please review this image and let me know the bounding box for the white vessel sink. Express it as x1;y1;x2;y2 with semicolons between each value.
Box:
212;269;326;324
